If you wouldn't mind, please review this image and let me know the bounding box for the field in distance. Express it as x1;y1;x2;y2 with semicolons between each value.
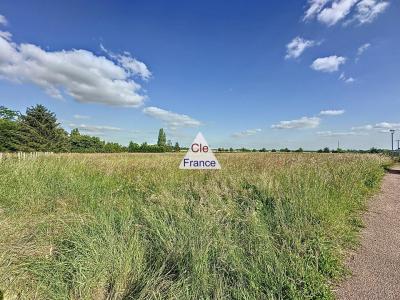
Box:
0;153;392;299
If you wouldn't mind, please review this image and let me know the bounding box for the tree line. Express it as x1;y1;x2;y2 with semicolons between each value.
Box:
1;104;389;154
0;104;180;153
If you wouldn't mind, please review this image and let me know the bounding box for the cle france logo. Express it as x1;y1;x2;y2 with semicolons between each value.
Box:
179;132;221;170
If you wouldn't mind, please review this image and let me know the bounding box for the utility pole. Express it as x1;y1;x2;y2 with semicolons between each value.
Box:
397;139;400;150
337;140;340;150
390;130;395;151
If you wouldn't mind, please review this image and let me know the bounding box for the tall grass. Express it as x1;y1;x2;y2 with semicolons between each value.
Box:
0;153;391;299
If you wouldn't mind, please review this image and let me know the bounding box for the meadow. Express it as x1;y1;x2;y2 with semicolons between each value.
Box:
0;153;392;299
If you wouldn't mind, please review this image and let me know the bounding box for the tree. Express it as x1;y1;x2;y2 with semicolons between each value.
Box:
70;129;105;152
0;106;21;151
128;141;140;152
104;142;125;153
0;106;20;121
323;147;330;153
174;142;180;152
157;128;167;147
19;104;69;152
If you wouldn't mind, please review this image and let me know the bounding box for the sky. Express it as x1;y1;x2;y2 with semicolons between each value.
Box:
0;0;399;150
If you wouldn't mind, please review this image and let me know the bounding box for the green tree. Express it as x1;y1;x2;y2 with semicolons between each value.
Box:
104;142;124;153
0;106;20;121
0;106;21;151
19;104;69;152
157;128;166;147
70;129;105;152
174;142;180;152
128;141;140;152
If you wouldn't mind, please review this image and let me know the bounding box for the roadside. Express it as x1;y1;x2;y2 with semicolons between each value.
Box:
336;164;400;299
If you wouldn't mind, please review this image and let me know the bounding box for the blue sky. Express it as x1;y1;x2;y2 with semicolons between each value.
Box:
0;0;399;150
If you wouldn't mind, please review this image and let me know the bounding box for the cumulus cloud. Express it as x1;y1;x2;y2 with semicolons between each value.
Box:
0;14;7;26
353;0;390;24
143;106;201;129
73;114;91;120
303;0;389;26
303;0;331;21
318;0;358;26
0;30;11;40
285;37;318;59
0;28;149;107
100;44;151;80
271;116;321;129
339;72;355;83
319;109;345;116
311;55;346;72
68;123;122;132
232;128;262;138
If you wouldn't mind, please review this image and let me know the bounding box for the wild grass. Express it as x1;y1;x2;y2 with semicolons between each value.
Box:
0;153;392;299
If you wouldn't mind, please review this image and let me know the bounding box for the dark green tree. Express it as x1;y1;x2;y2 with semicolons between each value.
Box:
174;142;180;152
70;129;105;152
19;104;69;152
157;128;166;147
0;106;22;151
128;141;140;152
0;106;20;121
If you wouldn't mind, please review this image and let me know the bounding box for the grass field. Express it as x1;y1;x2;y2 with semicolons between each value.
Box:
0;153;392;299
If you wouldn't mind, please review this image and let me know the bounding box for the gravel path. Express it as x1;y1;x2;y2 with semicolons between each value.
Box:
336;165;400;300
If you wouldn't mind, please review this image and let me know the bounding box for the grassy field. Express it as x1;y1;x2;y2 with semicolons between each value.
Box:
0;153;392;299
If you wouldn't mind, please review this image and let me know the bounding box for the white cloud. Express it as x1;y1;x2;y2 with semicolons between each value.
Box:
357;43;371;56
73;114;91;120
351;124;373;130
0;29;149;107
0;30;11;40
311;55;346;72
285;37;317;59
318;0;358;26
0;15;7;26
339;72;355;83
319;109;345;116
351;122;400;131
100;44;151;80
303;0;331;21
353;0;390;24
374;122;400;130
303;0;389;26
232;128;262;138
68;123;122;132
143;106;201;129
271;116;321;129
317;130;364;136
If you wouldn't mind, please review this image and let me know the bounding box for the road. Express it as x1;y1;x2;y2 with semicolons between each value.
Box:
336;165;400;299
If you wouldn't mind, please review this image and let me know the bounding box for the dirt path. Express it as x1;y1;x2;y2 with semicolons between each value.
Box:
335;165;400;299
